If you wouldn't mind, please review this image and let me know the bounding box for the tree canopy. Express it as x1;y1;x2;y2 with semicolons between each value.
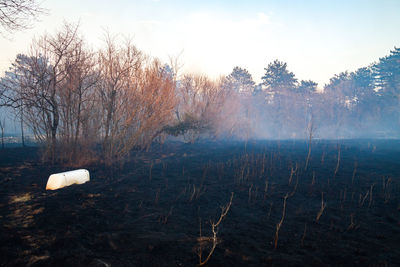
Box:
224;66;255;94
261;60;297;91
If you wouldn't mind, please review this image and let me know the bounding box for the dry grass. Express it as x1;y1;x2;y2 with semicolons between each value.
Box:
9;193;32;204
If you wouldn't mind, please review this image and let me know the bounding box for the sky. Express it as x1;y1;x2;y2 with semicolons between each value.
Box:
1;0;400;89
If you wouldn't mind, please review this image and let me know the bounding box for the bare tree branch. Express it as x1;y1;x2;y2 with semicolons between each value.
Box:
0;0;47;34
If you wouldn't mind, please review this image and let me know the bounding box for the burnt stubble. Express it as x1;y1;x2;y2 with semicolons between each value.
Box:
0;140;399;266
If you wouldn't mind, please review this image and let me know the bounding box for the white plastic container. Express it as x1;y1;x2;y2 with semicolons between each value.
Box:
46;169;90;190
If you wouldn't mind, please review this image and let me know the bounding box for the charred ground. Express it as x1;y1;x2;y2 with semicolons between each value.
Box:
0;140;399;266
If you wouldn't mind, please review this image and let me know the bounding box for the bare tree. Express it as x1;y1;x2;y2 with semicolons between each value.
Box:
2;25;179;165
10;102;25;146
97;34;143;163
2;22;83;162
0;0;46;34
171;74;230;142
168;50;184;81
97;34;176;164
57;34;99;162
217;75;259;140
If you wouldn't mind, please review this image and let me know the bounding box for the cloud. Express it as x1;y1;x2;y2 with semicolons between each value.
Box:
257;12;270;25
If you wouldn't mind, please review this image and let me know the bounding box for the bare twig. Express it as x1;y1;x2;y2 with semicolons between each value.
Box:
301;222;307;247
368;184;375;208
347;213;356;231
198;192;234;266
274;193;289;249
0;0;47;34
154;188;160;205
321;150;326;165
159;206;174;224
333;144;341;179
316;192;326;222
383;177;392;203
305;117;314;170
352;162;357;184
264;177;269;199
359;190;369;207
248;184;253;204
289;173;299;197
288;163;298;185
311;171;316;186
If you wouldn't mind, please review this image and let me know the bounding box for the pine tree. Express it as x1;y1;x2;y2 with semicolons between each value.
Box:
261;60;297;92
224;66;255;94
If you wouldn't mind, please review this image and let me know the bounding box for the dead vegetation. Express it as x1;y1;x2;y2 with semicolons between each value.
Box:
197;192;234;266
274;193;289;249
316;192;327;223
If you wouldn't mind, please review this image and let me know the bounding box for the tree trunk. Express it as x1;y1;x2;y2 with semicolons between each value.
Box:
0;120;4;149
20;107;25;147
51;98;59;164
73;90;82;160
103;89;116;163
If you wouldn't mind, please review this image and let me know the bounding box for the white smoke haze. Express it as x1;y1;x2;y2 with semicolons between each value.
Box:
170;52;399;142
0;23;399;164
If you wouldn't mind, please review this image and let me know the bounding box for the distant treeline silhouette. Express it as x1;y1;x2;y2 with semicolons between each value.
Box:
0;22;399;164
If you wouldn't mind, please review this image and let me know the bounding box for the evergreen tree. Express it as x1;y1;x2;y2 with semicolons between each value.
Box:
373;47;400;99
261;60;297;91
324;71;351;93
372;47;400;132
224;66;255;94
350;67;376;106
298;80;318;94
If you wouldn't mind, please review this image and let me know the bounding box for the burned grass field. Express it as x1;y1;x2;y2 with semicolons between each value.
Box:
0;140;399;266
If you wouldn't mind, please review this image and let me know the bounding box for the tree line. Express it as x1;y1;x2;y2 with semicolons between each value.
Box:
223;49;400;140
0;23;399;165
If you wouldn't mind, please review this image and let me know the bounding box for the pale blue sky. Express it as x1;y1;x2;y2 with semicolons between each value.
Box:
1;0;399;88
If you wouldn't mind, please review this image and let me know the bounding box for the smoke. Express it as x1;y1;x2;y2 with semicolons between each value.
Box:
200;86;399;141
